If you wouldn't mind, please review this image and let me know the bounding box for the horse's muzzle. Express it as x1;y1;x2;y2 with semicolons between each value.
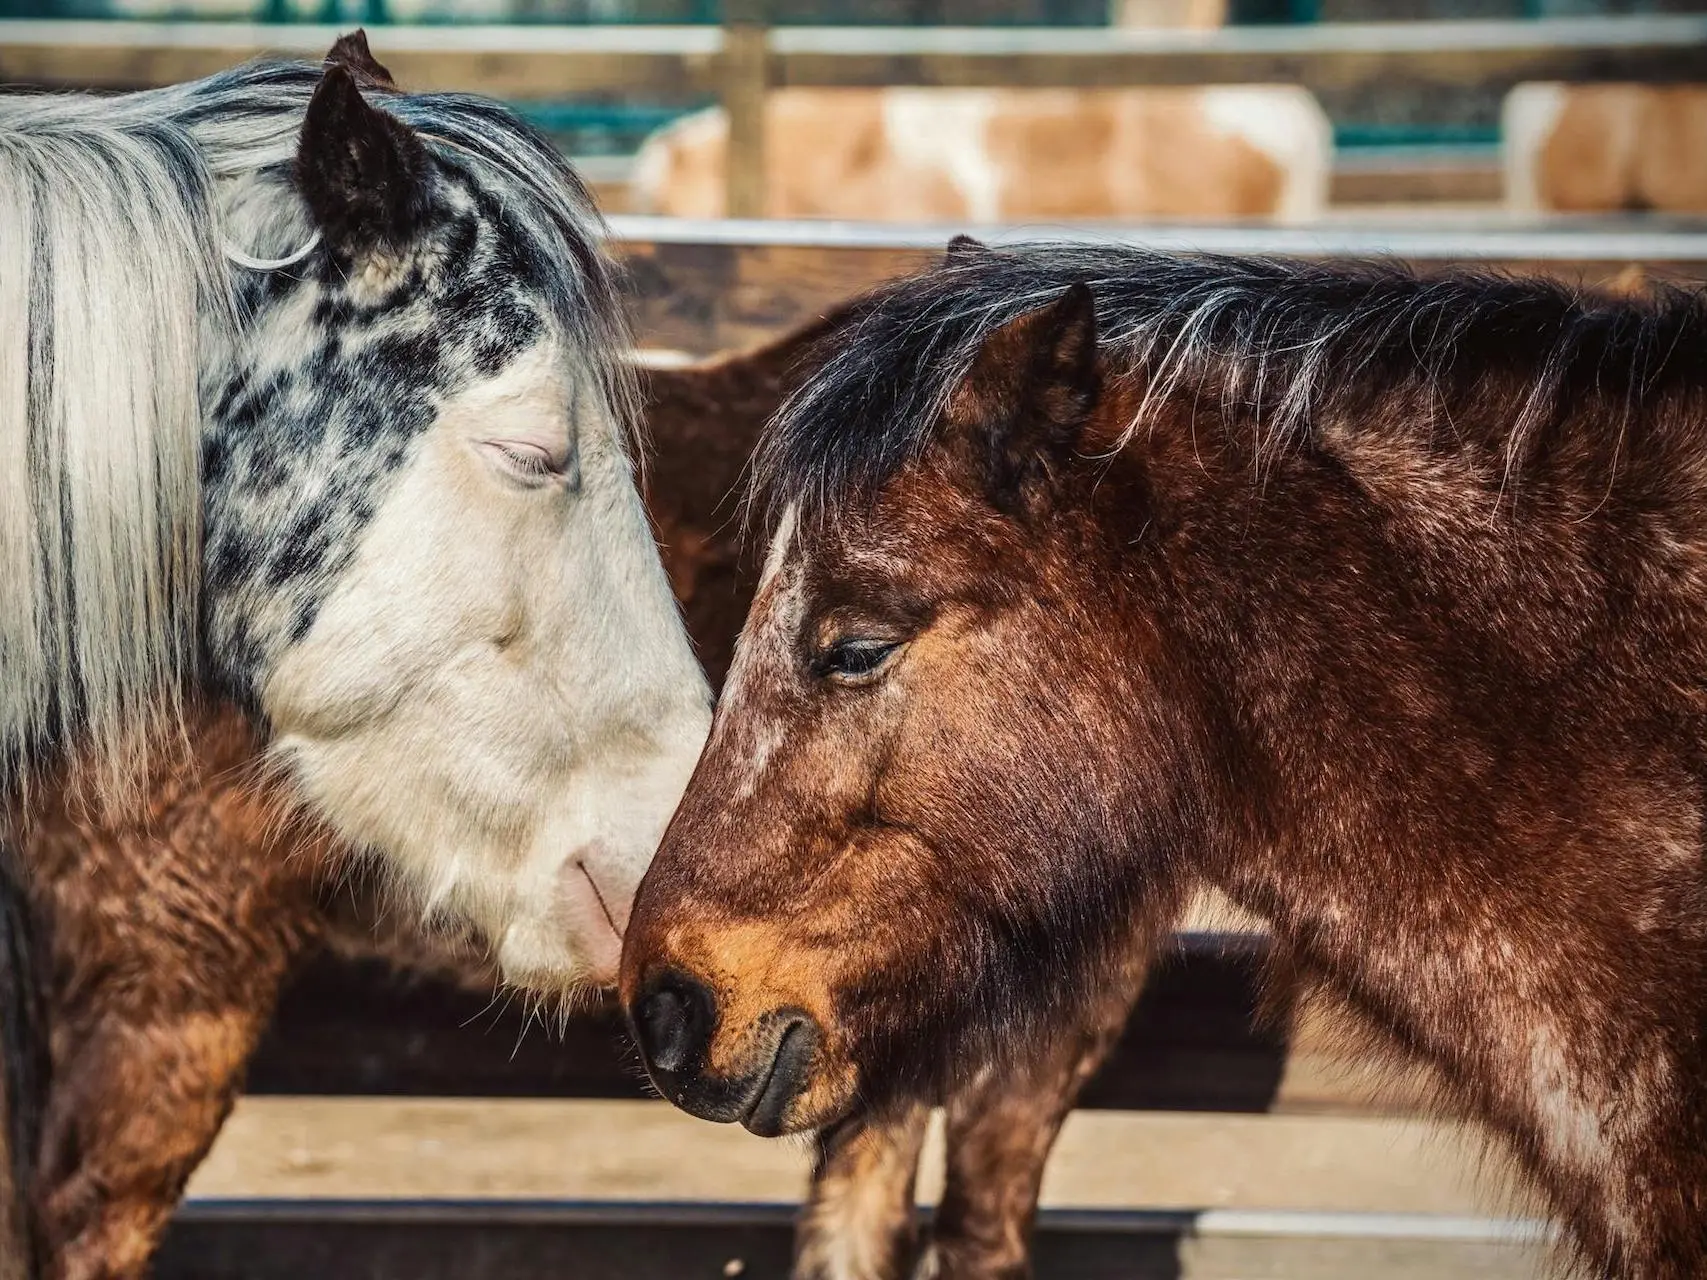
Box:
628;970;820;1136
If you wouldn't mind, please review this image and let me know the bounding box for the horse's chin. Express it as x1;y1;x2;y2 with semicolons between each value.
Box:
496;914;619;996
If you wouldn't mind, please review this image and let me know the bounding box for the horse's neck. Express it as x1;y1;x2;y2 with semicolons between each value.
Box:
1141;435;1707;1201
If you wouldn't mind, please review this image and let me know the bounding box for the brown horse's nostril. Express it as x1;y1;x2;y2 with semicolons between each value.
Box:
627;972;823;1133
632;970;716;1084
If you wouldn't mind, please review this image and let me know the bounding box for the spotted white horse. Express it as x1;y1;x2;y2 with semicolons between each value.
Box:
0;34;709;1277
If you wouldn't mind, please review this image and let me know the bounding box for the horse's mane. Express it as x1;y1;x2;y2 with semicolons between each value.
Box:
756;244;1707;522
0;61;629;799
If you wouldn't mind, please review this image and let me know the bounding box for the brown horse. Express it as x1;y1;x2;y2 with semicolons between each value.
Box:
622;239;1707;1279
5;307;1136;1280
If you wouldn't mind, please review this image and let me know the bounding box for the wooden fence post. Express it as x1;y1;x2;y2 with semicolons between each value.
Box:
720;0;769;220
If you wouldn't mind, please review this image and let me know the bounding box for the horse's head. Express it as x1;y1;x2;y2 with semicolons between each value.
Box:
197;45;710;991
622;267;1201;1133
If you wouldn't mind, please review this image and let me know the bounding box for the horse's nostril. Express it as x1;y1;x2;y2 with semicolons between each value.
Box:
633;970;717;1079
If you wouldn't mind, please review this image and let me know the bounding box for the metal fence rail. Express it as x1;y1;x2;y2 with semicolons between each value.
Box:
3;15;1705;212
612;217;1707;353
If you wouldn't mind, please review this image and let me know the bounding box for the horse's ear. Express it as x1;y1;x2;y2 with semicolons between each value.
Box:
944;234;992;266
946;282;1099;514
324;29;397;90
295;63;431;258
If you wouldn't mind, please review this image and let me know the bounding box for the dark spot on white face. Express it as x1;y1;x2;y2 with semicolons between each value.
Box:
200;166;553;708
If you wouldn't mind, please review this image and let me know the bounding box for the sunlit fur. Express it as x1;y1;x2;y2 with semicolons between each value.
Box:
630;243;1707;1279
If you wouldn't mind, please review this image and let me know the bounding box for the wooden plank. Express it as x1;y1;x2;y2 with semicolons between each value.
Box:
246;935;1446;1117
157;1202;807;1280
248;936;1291;1111
1329;151;1504;207
185;1099;1511;1214
719;17;771;220
3;16;1702;96
0;20;721;97
151;1201;1555;1280
612;217;1707;354
619;234;934;354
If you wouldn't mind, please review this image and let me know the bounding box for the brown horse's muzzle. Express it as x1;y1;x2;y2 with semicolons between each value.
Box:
627;968;823;1136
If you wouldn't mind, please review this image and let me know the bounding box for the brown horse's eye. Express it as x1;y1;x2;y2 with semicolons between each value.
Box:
816;639;902;684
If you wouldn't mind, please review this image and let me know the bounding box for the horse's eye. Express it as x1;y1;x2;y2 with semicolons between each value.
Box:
816;639;902;684
481;439;565;486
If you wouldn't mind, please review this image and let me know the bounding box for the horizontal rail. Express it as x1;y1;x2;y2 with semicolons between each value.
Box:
154;1200;1556;1280
2;15;1702;94
0;19;722;96
610;213;1707;259
768;15;1707;91
167;1199;1558;1243
248;935;1442;1118
252;937;1288;1111
610;217;1707;354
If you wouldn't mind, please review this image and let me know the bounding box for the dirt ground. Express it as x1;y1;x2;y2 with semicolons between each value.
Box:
189;1096;1547;1218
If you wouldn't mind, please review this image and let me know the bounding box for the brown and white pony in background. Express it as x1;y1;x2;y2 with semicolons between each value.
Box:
625;0;1308;230
1504;83;1707;214
632;86;1332;224
0;33;710;1278
10;303;1145;1280
623;240;1707;1279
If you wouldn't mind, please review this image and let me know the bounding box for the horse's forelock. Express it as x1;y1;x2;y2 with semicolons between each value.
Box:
387;90;638;453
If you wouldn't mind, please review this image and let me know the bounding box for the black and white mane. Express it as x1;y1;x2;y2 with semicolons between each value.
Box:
759;243;1707;520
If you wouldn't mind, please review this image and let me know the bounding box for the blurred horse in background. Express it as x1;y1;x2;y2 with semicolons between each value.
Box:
632;86;1331;225
1505;83;1707;214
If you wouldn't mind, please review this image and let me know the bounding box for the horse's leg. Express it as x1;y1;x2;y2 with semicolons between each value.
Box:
36;986;295;1280
795;1105;932;1280
923;947;1154;1280
26;711;324;1280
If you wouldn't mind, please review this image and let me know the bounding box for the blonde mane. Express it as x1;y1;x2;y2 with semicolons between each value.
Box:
0;92;229;803
0;62;630;806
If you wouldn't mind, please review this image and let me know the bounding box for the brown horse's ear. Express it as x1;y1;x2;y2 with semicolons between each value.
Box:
324;29;397;91
295;63;431;258
946;282;1100;514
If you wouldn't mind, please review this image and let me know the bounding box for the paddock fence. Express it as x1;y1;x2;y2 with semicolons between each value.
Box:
4;13;1707;212
613;215;1707;353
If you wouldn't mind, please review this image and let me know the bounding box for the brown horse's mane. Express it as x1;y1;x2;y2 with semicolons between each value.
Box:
756;244;1707;521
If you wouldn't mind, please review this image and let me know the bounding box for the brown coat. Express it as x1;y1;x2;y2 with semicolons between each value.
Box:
622;243;1707;1278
